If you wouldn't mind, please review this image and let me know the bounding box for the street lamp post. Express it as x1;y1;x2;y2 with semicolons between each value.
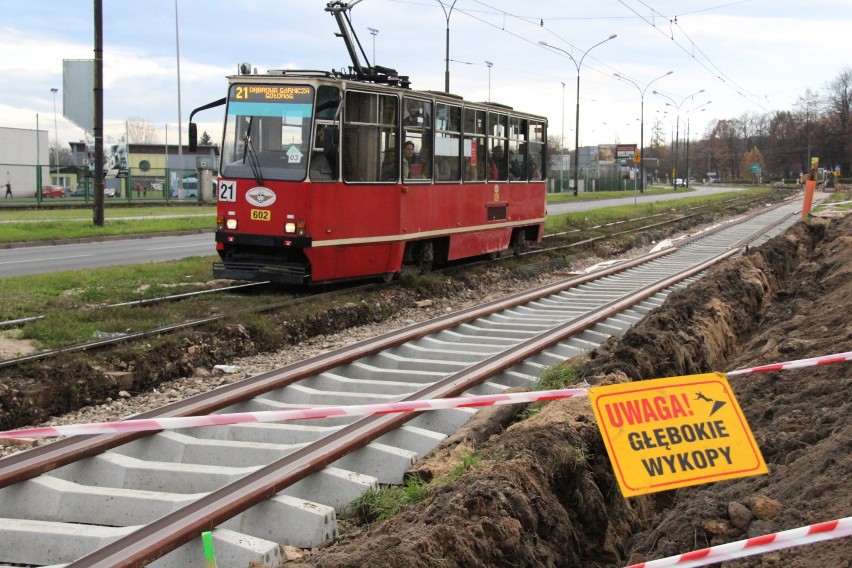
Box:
50;88;59;180
485;61;493;101
684;100;711;187
561;81;565;193
653;88;704;188
439;0;459;93
613;70;672;192
367;27;378;64
539;35;617;196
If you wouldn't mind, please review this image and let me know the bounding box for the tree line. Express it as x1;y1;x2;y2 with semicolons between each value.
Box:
647;66;851;181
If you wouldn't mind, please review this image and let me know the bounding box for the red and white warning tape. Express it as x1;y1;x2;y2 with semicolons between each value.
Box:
0;388;588;439
726;351;852;376
625;516;852;568
1;351;851;440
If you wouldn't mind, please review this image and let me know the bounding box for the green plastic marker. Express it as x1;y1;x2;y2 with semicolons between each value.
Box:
201;530;217;568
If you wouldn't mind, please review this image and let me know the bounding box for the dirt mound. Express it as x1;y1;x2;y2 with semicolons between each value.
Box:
288;214;851;567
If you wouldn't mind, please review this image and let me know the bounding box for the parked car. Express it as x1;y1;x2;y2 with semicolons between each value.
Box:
40;185;66;198
68;187;118;197
68;187;92;197
170;176;199;198
674;178;685;187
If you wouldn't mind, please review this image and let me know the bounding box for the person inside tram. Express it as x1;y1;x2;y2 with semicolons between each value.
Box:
381;148;398;181
489;145;507;180
508;151;524;181
310;125;335;181
403;100;430;127
402;140;416;179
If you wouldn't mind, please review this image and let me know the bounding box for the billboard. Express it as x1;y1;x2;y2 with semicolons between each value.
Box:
63;60;94;135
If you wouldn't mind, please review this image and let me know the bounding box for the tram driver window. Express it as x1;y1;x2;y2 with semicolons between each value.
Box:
310;123;336;181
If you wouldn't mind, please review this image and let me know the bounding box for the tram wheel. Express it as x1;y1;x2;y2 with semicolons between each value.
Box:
418;242;434;273
511;231;528;255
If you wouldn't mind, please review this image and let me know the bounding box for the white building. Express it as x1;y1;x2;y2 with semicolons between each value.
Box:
0;127;50;196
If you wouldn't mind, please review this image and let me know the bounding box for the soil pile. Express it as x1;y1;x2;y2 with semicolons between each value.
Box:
287;214;852;567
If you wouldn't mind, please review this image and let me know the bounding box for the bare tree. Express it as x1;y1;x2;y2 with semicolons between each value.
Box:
826;67;852;171
126;117;160;144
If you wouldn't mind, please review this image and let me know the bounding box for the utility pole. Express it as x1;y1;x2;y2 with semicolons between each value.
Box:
368;27;378;64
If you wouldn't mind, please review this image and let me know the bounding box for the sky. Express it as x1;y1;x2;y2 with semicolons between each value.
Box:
1;1;850;152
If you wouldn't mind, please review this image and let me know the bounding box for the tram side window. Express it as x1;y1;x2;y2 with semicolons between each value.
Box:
403;97;432;181
487;112;508;182
343;91;398;182
508;116;527;181
310;122;336;181
311;86;340;182
435;103;461;182
463;108;486;182
528;121;545;180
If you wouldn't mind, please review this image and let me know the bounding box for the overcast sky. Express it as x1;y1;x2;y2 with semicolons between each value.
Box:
1;1;849;150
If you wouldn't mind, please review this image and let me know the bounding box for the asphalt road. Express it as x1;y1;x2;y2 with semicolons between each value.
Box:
0;233;214;278
546;183;741;215
1;184;747;278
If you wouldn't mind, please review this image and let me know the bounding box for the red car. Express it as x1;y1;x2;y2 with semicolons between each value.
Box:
40;185;66;198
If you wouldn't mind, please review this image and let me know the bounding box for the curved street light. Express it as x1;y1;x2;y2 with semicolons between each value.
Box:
684;100;711;187
539;35;617;196
613;70;672;192
439;0;459;93
653;88;704;188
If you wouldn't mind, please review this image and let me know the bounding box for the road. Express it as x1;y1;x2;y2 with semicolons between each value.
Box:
0;233;214;278
545;183;741;215
1;185;747;278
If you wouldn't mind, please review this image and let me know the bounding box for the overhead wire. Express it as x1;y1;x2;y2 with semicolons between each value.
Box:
618;0;768;111
432;0;770;112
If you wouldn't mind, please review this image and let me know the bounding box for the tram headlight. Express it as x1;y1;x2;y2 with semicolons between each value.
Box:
284;220;306;235
225;218;238;230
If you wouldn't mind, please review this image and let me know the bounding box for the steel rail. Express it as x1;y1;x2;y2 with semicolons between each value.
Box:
0;194;775;367
0;247;674;488
66;243;742;568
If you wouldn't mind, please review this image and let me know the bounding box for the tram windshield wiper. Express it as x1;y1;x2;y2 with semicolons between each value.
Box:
241;117;264;186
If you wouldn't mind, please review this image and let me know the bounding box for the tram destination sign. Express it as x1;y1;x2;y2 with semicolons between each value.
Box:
231;85;313;103
589;373;767;497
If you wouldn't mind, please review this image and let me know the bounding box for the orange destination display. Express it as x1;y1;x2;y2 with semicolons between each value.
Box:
590;373;767;497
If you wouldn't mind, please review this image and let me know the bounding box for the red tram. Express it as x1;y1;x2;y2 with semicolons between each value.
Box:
189;2;547;286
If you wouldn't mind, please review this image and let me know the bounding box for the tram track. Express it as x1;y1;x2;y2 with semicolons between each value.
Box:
0;199;802;568
0;194;776;370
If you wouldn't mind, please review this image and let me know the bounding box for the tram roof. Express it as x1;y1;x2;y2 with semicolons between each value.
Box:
227;69;547;122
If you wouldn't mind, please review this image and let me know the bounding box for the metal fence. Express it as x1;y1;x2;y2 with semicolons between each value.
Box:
0;163;213;204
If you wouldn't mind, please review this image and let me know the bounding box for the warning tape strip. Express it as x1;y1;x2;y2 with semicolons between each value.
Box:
726;351;852;376
0;351;849;440
624;516;852;568
0;388;588;439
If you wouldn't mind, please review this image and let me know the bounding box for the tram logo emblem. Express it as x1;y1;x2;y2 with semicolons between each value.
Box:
493;185;500;201
246;187;277;207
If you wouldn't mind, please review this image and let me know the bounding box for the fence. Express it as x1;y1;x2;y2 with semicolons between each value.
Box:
0;163;213;204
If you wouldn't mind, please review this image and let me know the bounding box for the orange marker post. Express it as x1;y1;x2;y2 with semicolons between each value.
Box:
802;180;816;218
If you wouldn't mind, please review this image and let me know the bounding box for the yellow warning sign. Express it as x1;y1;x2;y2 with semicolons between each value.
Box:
589;373;767;497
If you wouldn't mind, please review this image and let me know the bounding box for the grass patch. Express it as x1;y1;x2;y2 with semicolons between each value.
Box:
347;476;430;524
544;186;776;234
546;184;683;203
0;213;215;243
346;449;483;525
538;363;577;391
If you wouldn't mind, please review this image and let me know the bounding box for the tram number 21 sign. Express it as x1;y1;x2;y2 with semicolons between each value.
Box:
589;373;767;497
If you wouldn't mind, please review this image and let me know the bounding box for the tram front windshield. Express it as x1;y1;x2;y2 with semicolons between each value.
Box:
222;84;315;182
